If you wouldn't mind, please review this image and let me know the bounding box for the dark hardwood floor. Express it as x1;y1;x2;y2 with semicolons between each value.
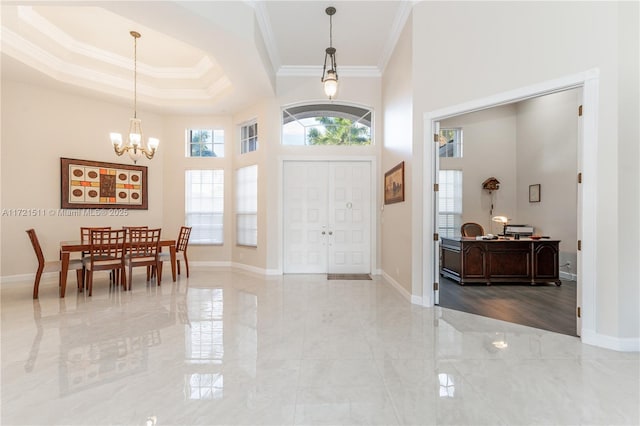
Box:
437;276;577;336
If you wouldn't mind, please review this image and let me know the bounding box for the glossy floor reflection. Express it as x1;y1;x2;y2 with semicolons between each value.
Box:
2;268;639;425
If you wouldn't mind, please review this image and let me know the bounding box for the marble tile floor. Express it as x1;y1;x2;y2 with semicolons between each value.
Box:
1;268;638;426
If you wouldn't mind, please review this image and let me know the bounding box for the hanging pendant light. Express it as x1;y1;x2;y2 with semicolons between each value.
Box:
321;7;338;99
110;31;159;163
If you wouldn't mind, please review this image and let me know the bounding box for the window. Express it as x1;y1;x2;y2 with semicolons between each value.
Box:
438;170;463;238
235;165;257;247
439;128;463;158
187;129;224;157
282;103;372;146
185;170;224;244
240;121;258;154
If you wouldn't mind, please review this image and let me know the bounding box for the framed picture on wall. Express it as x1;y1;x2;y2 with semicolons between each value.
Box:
384;161;405;204
61;158;148;209
529;184;541;203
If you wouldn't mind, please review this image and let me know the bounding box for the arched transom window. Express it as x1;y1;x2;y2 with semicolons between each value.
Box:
282;103;372;146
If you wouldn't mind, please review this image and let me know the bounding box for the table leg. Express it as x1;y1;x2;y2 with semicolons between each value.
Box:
60;251;70;298
170;244;177;282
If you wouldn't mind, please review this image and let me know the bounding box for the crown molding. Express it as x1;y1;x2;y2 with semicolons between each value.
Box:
377;0;414;73
16;6;219;80
2;28;231;102
277;65;381;78
250;0;281;73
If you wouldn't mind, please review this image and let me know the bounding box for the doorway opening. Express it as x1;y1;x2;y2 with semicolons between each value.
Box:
423;70;599;340
436;89;580;336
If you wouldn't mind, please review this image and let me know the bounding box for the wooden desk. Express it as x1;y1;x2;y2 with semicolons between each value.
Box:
59;239;176;298
440;237;561;286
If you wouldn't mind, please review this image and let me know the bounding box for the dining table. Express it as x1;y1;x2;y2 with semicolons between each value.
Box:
59;239;177;298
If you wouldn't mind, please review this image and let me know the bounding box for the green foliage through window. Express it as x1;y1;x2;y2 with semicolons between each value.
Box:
188;129;225;157
282;104;372;146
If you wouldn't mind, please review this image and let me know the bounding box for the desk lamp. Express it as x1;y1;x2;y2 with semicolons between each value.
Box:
492;216;509;236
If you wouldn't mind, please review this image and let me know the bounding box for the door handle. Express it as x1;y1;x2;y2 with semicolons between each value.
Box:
321;231;326;235
328;231;333;235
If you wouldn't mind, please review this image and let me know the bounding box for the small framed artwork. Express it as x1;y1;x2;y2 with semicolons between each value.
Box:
529;184;541;203
384;161;405;205
61;158;148;209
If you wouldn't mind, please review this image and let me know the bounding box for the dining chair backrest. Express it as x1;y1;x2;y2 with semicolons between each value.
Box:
26;229;45;268
88;229;126;261
80;226;111;242
27;228;84;299
176;226;192;253
127;228;161;258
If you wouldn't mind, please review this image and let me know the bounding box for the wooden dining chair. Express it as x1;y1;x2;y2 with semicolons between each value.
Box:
83;229;126;296
26;229;83;299
158;226;192;279
80;226;112;243
80;226;112;284
124;228;162;290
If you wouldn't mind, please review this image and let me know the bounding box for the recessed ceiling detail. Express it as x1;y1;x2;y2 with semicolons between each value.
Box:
1;5;232;110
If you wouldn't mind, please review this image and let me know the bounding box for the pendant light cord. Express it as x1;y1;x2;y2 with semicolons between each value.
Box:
133;33;137;119
329;13;333;47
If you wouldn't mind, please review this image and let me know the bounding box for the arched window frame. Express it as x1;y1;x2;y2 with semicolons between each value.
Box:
281;102;374;146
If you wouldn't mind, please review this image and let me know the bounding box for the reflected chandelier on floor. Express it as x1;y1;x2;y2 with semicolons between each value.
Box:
110;31;159;163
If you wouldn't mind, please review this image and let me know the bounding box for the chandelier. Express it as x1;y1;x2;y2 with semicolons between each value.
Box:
110;31;158;163
321;7;338;99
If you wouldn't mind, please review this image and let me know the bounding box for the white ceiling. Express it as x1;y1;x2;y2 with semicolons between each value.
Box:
1;1;411;115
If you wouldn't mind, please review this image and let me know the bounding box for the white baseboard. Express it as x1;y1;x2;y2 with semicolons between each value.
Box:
581;328;640;352
190;261;233;268
381;271;415;303
1;272;40;285
560;271;577;281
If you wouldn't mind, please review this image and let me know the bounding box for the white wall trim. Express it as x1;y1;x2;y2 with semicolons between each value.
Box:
377;0;413;73
190;261;233;268
423;69;602;347
581;329;640;352
382;271;416;303
1;273;42;285
560;271;578;281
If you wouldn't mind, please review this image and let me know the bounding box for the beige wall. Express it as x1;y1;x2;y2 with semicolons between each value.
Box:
162;114;233;263
440;104;518;235
409;1;638;339
516;89;579;274
1;80;165;276
381;15;413;293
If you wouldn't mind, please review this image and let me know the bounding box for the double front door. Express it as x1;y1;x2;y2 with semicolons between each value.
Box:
283;161;371;274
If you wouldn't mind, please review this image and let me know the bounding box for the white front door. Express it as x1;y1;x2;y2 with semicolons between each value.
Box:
283;161;371;274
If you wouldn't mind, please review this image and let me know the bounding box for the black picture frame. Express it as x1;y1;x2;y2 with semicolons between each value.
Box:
529;184;541;203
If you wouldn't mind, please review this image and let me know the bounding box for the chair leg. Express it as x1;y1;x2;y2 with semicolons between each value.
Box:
76;269;83;291
120;267;127;290
157;262;163;283
183;253;190;278
33;266;44;299
128;264;133;291
87;270;93;297
177;260;181;276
